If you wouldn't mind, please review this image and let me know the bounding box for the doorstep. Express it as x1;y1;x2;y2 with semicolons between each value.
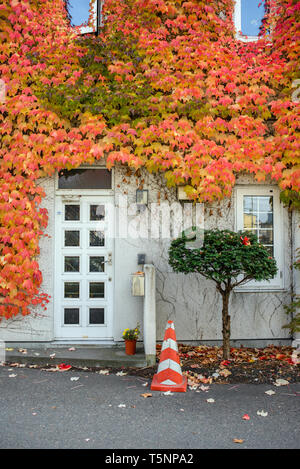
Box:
3;344;147;369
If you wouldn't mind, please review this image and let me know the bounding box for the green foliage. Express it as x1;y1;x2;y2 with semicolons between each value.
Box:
36;33;153;126
280;190;300;211
122;323;140;340
169;229;277;290
283;248;300;333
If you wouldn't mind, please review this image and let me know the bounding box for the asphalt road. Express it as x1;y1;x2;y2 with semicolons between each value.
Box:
0;366;299;451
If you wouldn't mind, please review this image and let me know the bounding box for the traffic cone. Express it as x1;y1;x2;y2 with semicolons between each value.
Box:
151;320;187;392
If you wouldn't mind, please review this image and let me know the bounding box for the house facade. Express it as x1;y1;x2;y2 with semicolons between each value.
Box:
0;162;299;347
0;0;299;349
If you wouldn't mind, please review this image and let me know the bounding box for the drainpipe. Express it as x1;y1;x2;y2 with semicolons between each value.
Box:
292;210;300;349
143;264;156;366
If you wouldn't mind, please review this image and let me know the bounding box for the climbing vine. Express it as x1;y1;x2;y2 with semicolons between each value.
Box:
0;0;299;319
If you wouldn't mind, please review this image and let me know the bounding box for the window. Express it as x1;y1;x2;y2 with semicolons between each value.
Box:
58;169;112;190
234;0;265;41
67;0;103;35
235;186;284;290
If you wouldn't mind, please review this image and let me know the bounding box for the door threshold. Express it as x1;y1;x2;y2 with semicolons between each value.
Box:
52;339;116;346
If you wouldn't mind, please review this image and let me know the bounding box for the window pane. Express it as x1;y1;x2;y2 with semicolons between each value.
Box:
244;196;258;213
89;230;105;247
244;213;257;229
64;256;80;272
89;282;104;298
258;212;273;229
65;205;80;221
64;308;79;325
65;231;80;247
241;0;265;36
258;196;273;212
89;308;105;325
64;282;80;298
68;0;91;26
89;256;105;272
58;169;112;189
259;230;273;245
90;205;105;220
243;195;274;255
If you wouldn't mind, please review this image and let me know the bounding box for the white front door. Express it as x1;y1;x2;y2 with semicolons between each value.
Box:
54;196;114;341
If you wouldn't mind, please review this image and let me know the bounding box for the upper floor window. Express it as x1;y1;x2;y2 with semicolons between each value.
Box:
234;0;265;42
67;0;103;35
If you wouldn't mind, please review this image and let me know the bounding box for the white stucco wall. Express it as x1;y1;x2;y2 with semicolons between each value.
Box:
0;164;296;346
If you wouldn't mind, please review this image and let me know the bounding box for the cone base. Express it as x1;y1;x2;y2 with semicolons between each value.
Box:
150;374;187;392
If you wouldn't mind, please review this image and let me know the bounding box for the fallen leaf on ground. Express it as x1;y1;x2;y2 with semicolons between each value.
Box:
140;393;152;398
219;369;232;377
199;385;210;392
274;379;289;387
233;439;244;444
257;410;268;417
220;360;231;366
57;363;72;371
189;384;199;391
242;414;250;420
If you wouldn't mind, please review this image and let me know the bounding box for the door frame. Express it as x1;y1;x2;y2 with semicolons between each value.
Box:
53;169;115;343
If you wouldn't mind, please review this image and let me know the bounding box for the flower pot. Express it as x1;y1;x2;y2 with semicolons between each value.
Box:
125;339;137;355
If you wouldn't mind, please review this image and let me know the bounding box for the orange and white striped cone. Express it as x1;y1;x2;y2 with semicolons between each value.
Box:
151;320;187;392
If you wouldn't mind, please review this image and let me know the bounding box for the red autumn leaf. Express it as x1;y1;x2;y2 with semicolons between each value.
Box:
221;360;231;366
242;414;250;420
57;363;72;371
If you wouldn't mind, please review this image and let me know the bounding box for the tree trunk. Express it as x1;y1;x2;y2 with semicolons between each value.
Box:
221;290;231;359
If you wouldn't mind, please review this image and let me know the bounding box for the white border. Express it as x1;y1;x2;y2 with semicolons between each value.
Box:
234;185;284;291
55;166;114;196
234;0;261;42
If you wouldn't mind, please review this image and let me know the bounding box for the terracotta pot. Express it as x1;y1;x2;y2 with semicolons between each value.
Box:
125;339;137;355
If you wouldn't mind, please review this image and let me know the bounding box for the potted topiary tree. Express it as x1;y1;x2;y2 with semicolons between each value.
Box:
168;229;277;359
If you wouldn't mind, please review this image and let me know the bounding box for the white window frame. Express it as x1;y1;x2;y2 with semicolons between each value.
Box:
55;166;114;196
233;0;263;42
235;185;284;291
71;0;104;35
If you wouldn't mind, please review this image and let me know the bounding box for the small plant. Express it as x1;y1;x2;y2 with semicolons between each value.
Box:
169;229;277;359
122;323;140;341
283;248;300;334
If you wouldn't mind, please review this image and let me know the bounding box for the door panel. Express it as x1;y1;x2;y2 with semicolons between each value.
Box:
54;196;114;340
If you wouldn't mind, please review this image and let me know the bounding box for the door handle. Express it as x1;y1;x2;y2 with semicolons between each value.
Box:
107;252;112;265
101;252;112;266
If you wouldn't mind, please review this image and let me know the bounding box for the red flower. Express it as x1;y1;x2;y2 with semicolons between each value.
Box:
240;236;251;246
